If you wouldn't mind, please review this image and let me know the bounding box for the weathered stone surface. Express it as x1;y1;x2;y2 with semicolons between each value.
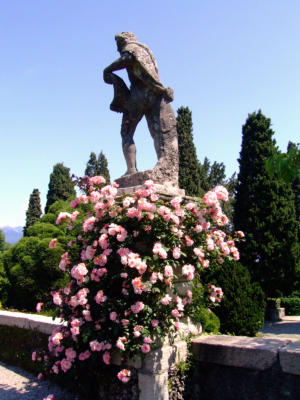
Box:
117;182;185;197
0;310;64;334
192;334;290;370
279;341;300;375
138;371;169;400
142;340;187;374
104;32;179;187
266;307;285;321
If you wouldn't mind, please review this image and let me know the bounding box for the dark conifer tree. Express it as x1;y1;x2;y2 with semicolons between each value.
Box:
233;111;299;297
176;106;201;196
98;151;111;184
24;189;42;236
85;152;98;177
45;163;75;213
85;151;111;184
288;142;300;240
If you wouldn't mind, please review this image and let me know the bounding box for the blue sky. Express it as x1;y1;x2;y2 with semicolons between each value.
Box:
0;0;299;227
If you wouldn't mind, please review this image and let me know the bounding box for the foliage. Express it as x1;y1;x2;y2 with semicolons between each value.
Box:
233;110;299;297
0;258;10;304
0;325;48;375
280;297;300;316
202;259;266;336
0;230;11;252
24;188;42;236
1;236;68;310
187;281;220;334
176;106;202;196
85;151;111;183
33;177;242;398
288;142;300;241
1;199;79;310
45;163;76;213
194;308;220;334
266;142;300;182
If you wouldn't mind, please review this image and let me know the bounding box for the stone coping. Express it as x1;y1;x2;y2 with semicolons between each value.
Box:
0;310;65;334
192;334;300;375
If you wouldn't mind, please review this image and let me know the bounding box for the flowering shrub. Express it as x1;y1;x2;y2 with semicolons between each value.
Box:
34;177;243;397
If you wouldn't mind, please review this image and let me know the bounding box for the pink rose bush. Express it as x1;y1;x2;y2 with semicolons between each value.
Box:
33;176;243;393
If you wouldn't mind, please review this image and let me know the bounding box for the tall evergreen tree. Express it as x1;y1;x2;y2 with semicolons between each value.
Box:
176;106;201;196
85;152;98;177
98;151;110;184
233;110;299;297
24;189;42;236
85;151;111;183
45;163;75;213
288;142;300;240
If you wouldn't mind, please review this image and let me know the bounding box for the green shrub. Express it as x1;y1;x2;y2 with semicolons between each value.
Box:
2;236;68;311
194;308;220;334
202;259;266;336
281;297;300;315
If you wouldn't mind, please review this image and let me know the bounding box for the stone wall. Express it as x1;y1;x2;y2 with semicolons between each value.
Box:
191;335;300;400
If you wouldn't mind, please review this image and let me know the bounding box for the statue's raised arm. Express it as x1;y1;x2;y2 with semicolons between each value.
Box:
103;32;180;191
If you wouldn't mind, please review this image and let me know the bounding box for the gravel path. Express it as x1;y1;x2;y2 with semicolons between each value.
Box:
259;315;300;340
0;361;77;400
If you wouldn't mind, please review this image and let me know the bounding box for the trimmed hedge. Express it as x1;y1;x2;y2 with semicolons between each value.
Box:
281;297;300;315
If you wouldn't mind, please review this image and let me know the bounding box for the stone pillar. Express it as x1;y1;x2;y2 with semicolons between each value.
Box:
138;338;188;400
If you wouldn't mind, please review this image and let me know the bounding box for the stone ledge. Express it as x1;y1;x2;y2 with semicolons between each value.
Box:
279;342;300;376
0;310;65;334
191;335;291;370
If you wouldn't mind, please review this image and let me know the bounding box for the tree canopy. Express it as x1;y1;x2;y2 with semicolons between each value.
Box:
45;163;76;213
234;110;299;297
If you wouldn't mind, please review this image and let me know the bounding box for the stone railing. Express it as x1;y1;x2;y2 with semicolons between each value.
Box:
191;335;300;400
0;310;190;400
3;310;300;400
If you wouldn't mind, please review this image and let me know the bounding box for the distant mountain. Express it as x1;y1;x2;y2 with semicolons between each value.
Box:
0;226;23;244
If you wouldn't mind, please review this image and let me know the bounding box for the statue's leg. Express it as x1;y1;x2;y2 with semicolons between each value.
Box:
145;99;177;161
145;99;179;186
121;111;144;175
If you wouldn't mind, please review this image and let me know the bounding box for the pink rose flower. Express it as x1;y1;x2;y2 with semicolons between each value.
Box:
49;238;57;248
141;343;151;354
172;247;181;259
36;302;44;312
131;301;144;314
103;351;110;365
164;265;173;278
117;369;131;383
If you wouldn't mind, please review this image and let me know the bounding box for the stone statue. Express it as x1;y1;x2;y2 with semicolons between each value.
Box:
103;32;179;189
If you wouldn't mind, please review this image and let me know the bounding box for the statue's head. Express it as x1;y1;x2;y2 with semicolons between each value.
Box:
115;32;137;52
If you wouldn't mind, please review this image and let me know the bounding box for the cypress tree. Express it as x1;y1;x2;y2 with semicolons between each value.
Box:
233;110;299;297
24;189;42;236
85;151;111;184
98;151;111;184
176;106;201;196
85;152;98;177
45;163;75;213
288;142;300;240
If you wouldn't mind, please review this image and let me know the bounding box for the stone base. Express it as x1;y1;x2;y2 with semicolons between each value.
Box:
115;169;185;197
117;180;185;197
265;307;285;322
